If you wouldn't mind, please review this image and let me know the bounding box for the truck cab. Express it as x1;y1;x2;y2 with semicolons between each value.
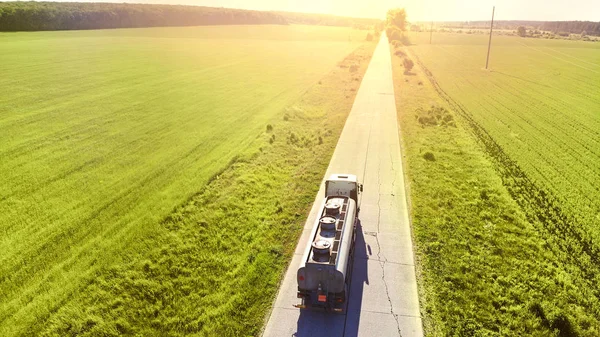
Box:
325;174;363;207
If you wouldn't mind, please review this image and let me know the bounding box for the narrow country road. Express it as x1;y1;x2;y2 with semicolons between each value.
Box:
262;35;423;337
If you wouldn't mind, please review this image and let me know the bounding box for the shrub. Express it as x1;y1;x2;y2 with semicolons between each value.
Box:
288;132;298;145
403;58;414;73
386;27;403;42
366;33;373;41
423;152;436;161
548;313;577;337
415;105;455;127
266;124;273;132
390;29;403;42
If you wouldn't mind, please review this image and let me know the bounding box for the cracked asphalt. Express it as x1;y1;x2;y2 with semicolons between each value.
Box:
262;35;422;337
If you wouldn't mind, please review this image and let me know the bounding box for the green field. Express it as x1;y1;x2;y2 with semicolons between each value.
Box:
409;32;600;239
0;25;374;335
391;33;600;335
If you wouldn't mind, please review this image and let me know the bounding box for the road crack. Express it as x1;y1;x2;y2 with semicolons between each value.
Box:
376;149;402;337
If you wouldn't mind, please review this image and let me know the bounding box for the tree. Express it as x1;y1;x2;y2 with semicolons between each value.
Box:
386;8;407;32
385;8;407;42
517;26;526;37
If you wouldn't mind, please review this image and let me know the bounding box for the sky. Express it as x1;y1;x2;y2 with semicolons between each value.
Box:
39;0;600;21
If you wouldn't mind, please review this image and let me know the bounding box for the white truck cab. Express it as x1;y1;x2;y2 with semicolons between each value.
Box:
325;174;363;207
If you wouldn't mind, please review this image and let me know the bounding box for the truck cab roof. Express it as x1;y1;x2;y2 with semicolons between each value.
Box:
327;174;358;183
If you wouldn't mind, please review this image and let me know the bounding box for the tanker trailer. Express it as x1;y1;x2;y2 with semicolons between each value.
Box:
294;174;362;312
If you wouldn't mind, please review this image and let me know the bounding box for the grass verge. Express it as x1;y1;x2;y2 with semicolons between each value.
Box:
390;43;600;336
38;42;377;336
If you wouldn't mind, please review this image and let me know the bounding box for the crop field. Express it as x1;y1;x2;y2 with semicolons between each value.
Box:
408;32;600;242
391;33;600;335
0;25;374;335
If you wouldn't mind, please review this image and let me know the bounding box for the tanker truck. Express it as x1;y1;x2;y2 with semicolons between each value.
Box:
294;174;362;312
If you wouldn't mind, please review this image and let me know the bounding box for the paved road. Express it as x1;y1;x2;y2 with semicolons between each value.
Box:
262;35;422;337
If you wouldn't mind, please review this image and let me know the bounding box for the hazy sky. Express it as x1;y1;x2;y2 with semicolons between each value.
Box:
41;0;600;21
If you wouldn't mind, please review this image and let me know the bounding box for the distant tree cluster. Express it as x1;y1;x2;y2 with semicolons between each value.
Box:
274;11;381;28
438;20;600;37
539;21;600;36
0;2;287;31
513;22;598;40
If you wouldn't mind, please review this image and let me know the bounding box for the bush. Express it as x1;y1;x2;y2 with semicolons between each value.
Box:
415;105;455;127
423;152;436;161
387;27;403;42
403;58;414;73
366;32;373;41
288;132;298;145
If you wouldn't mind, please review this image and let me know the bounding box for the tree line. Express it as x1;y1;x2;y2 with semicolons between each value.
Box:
440;20;600;36
0;2;383;32
538;21;600;36
0;2;289;31
273;11;380;29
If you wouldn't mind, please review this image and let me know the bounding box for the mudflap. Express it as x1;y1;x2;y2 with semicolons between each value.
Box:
295;290;346;313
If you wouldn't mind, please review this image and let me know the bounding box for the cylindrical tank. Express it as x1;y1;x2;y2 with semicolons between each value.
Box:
297;196;357;298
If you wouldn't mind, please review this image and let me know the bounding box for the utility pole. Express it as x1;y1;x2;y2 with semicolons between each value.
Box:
485;6;495;69
430;21;433;44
